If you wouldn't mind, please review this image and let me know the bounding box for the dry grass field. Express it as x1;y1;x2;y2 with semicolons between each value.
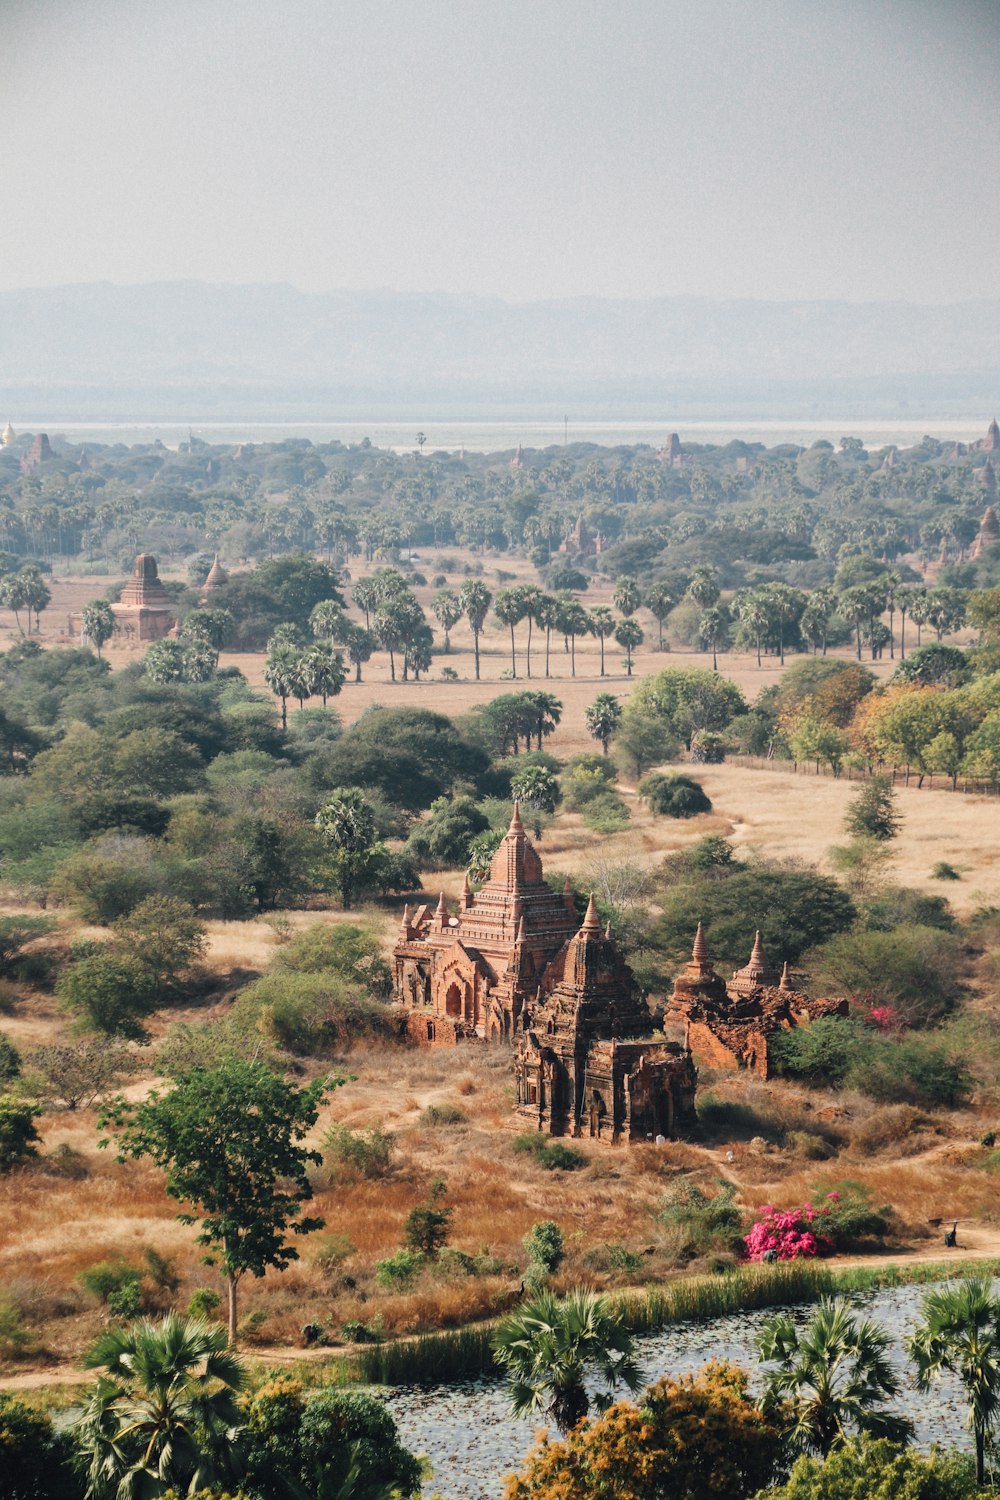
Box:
2;549;1000;1388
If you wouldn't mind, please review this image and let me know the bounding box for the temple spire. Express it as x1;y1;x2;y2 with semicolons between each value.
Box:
692;921;708;962
581;892;601;932
508;801;524;833
779;961;792;991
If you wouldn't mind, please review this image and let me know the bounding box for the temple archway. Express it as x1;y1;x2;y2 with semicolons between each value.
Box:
444;983;463;1018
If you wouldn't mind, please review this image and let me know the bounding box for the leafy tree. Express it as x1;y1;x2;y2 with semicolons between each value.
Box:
757;1297;911;1457
315;788;384;909
492;1289;642;1433
759;1437;986;1500
145;638;217;686
58;951;159;1041
812;924;968;1026
459;579;493;681
614;617;643;676
615;709;677;778
0;1392;83;1500
403;1178;452;1256
503;1361;784;1500
523;1221;565;1283
687;564;721;610
101;1059;333;1344
894;643;969;687
0;1096;41;1172
405;795;489;869
585;692;622;755
25;1038;138;1111
82;599;116;659
628;667;747;748
844;775;901;841
242;1374;421;1500
112;896;207;997
183;608;234;651
907;1278;1000;1486
639;772;712;818
72;1313;246;1499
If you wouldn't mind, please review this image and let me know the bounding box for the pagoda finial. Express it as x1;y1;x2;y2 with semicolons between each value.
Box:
400;902;411;933
692;921;708;962
750;930;765;965
516;914;526;943
581;892;600;932
604;920;613;940
779;961;792;991
508;801;524;833
435;890;448;923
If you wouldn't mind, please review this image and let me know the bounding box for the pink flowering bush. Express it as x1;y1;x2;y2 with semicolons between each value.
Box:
743;1198;835;1261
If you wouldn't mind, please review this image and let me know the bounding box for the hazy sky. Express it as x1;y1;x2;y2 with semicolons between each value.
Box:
3;0;999;303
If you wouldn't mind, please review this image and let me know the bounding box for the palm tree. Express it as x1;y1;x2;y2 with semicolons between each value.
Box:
72;1313;246;1500
585;692;622;755
523;689;562;751
431;587;462;653
645;581;676;651
588;606;616;676
494;587;528;679
302;642;347;706
263;644;300;729
907;1276;1000;1485
736;592;770;667
343;624;374;683
756;1297;911;1459
686;565;720;611
612;576;641;617
555;596;589;677
698;604;729;672
519;585;544;679
491;1289;642;1434
81;599;115;659
459;579;492;681
351;575;379;630
614;617;643;676
535;593;559;677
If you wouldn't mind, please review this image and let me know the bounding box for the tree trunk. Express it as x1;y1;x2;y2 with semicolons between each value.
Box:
280;695;288;730
977;1426;985;1486
599;636;605;675
227;1274;238;1346
509;625;517;679
473;631;481;680
544;628;551;678
570;636;576;676
526;618;533;678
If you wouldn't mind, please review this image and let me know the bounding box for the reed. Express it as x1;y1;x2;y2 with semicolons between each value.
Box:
312;1255;1000;1389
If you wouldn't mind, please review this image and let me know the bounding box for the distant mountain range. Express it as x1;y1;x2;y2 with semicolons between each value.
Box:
0;282;997;419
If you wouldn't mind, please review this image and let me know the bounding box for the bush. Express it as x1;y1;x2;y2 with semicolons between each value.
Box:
810;925;970;1026
231;970;389;1054
77;1258;143;1303
658;1181;744;1260
419;1102;465;1126
0;1393;83;1499
322;1122;395;1180
186;1287;222;1320
273;922;391;996
690;730;727;763
843;775;901;841
375;1249;424;1290
26;1037;138;1109
759;1436;986;1500
56;951;159;1040
582;792;631;833
523;1220;565;1280
0;1096;41;1172
933;861;962;880
0;1032;20;1085
817;1182;893;1248
640;772;713;818
513;1133;587;1171
0;915;54;979
107;1281;144;1318
403;1179;452;1256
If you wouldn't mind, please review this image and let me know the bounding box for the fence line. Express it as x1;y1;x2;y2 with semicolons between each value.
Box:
730;754;1000;798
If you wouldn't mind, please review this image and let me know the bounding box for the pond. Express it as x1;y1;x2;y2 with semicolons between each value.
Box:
379;1281;980;1500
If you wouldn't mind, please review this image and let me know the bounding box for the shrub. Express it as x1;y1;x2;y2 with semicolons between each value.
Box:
272;922;392;999
375;1250;424;1290
513;1133;587;1171
658;1181;744;1260
77;1258;143;1303
606;1243;644;1272
933;861;962;880
186;1287;222;1320
0;1393;82;1499
25;1037;138;1109
817;1183;893;1248
56;951;159;1040
322;1122;395;1180
743;1203;832;1262
309;1233;355;1273
341;1319;380;1343
843;775;901;842
107;1281;144;1318
640;772;713;818
504;1360;783;1500
809;924;970;1026
403;1179;452;1256
523;1220;565;1280
582;792;631;833
848;1036;970;1109
0;1293;33;1361
690;730;727;763
231;970;388;1054
0;1032;20;1084
0;1096;41;1172
760;1436;985;1500
419;1101;466;1126
771;1018;864;1088
0;915;54;979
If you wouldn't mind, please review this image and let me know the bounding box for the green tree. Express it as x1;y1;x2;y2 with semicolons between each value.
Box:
645;581;677;651
315;788;384;909
614;617;643;676
343;623;374;683
0;1096;42;1172
0;1392;82;1500
491;1288;642;1434
58;951;159;1041
495;587;529;679
843;775;901;841
183;608;234;651
111;896;207;998
72;1312;246;1500
555;596;589;677
907;1277;1000;1486
402;1178;452;1256
698;603;730;672
510;765;560;833
687;565;721;611
301;641;347;706
263;643;299;730
523;1220;565;1283
756;1297;911;1458
759;1437;986;1500
82;599;115;659
612;576;641;617
459;579;493;681
431;587;462;652
585;692;623;755
588;606;616;676
101;1060;333;1344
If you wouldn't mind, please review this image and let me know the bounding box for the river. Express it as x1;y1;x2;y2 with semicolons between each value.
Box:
379;1281;978;1500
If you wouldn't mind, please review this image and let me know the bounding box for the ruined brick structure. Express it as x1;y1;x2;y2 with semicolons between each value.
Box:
514;894;698;1143
666;924;848;1079
393;807;697;1141
199;553;229;601
393;805;580;1044
979;417;1000;452
73;553;175;646
559;514;601;557
971;499;1000;560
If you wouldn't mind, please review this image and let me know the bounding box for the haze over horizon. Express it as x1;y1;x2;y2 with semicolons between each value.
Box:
3;0;999;306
